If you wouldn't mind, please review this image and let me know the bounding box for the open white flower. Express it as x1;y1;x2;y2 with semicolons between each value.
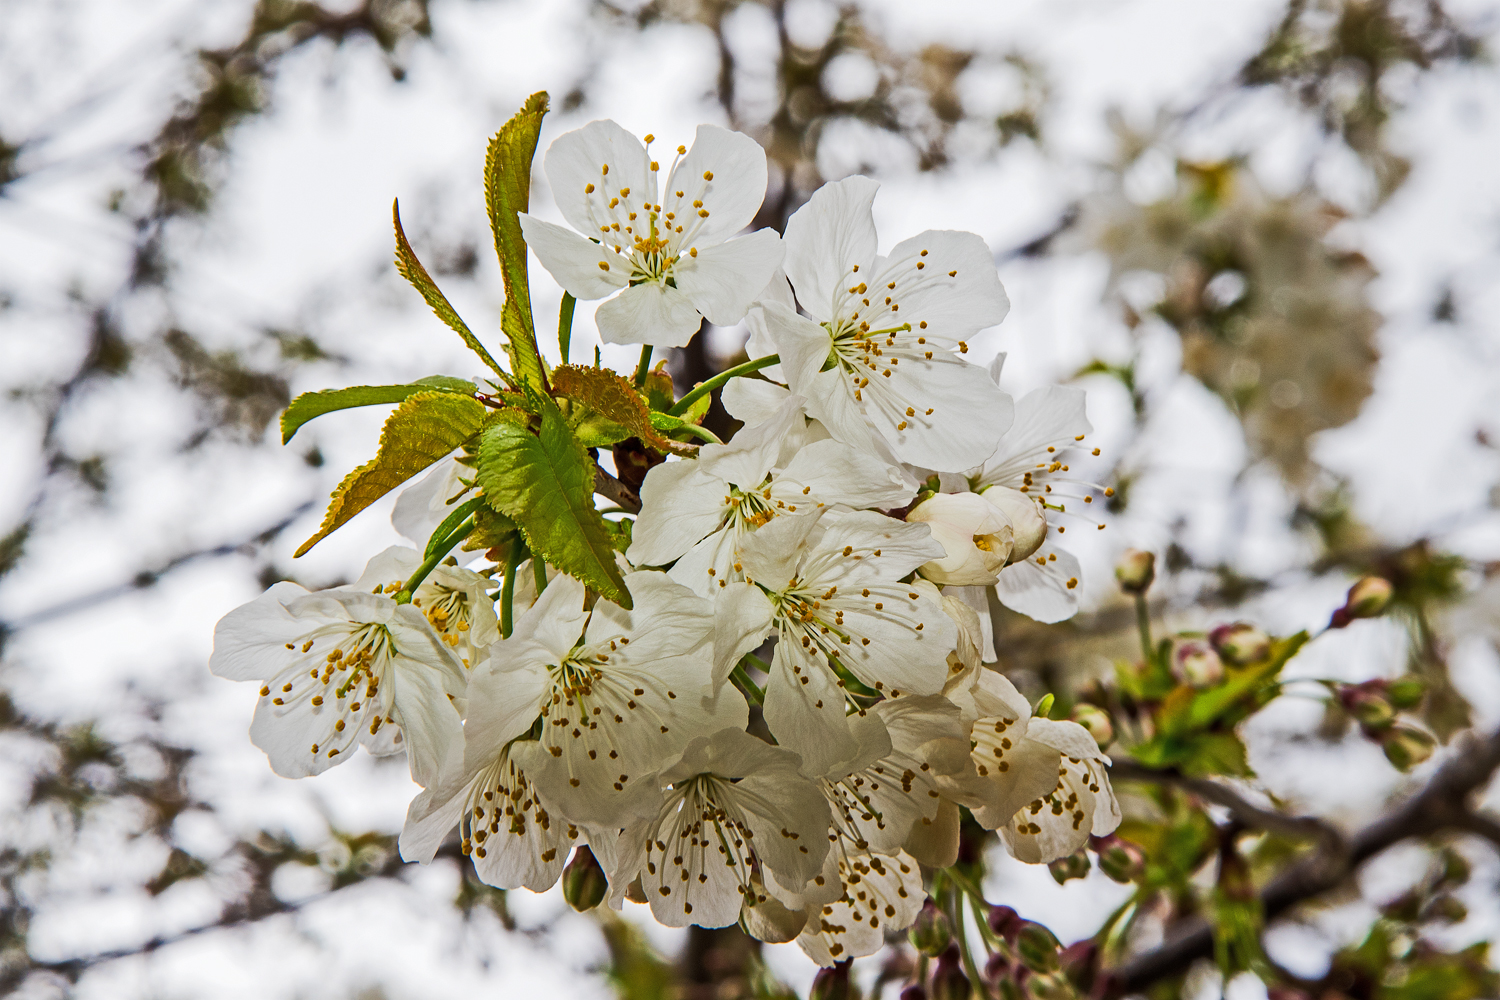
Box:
628;397;913;597
940;665;1119;863
796;849;924;966
210;567;467;790
352;546;499;668
714;511;957;774
907;492;1014;587
754;176;1014;471
606;727;832;929
461;571;742;826
518;121;784;347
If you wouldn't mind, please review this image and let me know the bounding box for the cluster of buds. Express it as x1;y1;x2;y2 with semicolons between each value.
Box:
1336;677;1434;771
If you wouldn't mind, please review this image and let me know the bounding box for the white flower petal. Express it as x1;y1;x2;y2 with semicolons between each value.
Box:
462;643;552;777
698;395;804;491
466;742;583;891
980;385;1092;489
666;524;741;599
774;439;914;511
763;642;860;778
782;176;879;322
675;229;785;326
733;508;826;590
995;544;1082;623
594;281;704;347
210;581;317;681
711;582;776;688
664;125;769;247
400;783;466;863
518;213;628;300
628;460;729;568
386;604;469;789
720;369;791;425
875;229;1010;345
796;850;923;966
392;455;465;545
353;545;422;593
544;119;652;238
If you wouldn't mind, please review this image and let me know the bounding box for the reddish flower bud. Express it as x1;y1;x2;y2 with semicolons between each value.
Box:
1209;622;1270;665
1114;548;1156;594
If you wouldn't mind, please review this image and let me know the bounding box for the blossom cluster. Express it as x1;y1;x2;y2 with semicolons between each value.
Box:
212;118;1119;965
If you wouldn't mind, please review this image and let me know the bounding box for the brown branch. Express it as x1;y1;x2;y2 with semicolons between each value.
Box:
593;464;641;514
1102;725;1500;998
1110;760;1343;848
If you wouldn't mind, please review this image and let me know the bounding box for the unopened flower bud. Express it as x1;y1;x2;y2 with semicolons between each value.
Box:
1209;622;1270;665
1048;849;1091;885
984;950;1013;983
1347;689;1395;729
1171;639;1223;687
810;960;853;1000
1093;834;1145;884
908;898;952;956
931;945;970;1000
1016;921;1062;974
987;904;1023;941
900;986;928;1000
1070;704;1114;748
1114;549;1155;595
1331;576;1393;627
562;845;607;912
1381;724;1436;771
1424;894;1468;924
1439;846;1471;886
981;486;1048;564
1387;676;1425;709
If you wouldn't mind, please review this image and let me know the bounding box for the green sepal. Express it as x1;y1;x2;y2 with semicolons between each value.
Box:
462;506;519;557
485;92;551;393
393;200;509;381
294;391;488;557
281;379;474;444
475;405;631;608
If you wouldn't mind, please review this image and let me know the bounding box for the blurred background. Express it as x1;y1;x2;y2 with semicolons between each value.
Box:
2;0;1500;997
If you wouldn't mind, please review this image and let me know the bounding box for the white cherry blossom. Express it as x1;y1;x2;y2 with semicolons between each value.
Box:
210;564;467;790
939;665;1120;863
391;454;470;546
518;122;784;347
754;176;1014;471
713;511;957;773
458;571;744;827
795;849;925;966
606;727;832;929
350;545;499;668
628;397;913;597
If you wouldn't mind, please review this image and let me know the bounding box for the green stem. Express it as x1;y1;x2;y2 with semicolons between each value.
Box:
558;292;576;364
501;542;526;639
667;354;780;416
953;885;992;998
633;344;653;386
730;658;765;705
1135;593;1154;664
396;516;475;601
532;555;549;596
672;422;723;445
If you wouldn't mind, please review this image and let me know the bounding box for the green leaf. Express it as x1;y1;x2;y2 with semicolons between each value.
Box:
295;391;488;557
424;496;487;559
281;380;474;444
476;406;631;608
551;364;695;457
463;505;518;556
393;200;509;381
486;92;550;393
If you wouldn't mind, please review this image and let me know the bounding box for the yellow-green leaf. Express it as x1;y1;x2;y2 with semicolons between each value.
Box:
281;379;474;444
486;92;550;392
295;392;487;558
551;364;695;457
393;200;508;381
476;406;630;607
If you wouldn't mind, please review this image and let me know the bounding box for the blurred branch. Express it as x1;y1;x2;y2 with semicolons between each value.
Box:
1;501;313;634
1103;724;1500;997
1110;760;1343;847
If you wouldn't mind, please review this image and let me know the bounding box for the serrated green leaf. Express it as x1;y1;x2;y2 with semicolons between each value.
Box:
551;364;695;456
486;92;550;393
476;406;630;607
295;392;488;557
393;200;508;381
281;381;474;444
570;411;632;449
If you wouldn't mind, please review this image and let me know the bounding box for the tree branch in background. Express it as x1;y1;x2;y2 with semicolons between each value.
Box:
1104;725;1500;997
